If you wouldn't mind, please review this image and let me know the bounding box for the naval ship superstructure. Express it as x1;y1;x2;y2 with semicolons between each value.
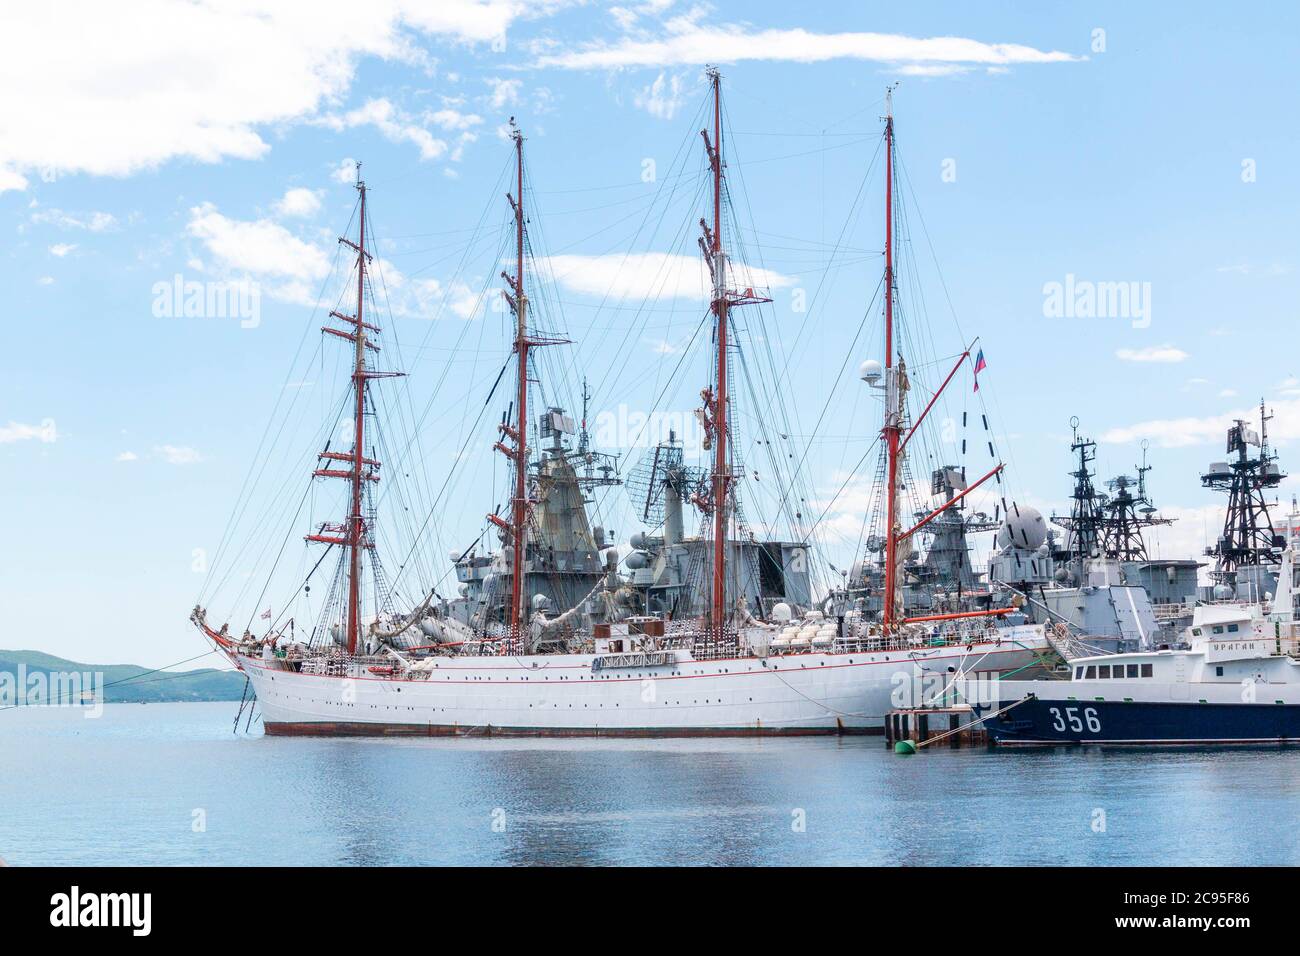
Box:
450;399;623;636
988;420;1199;652
620;432;812;620
1200;401;1288;603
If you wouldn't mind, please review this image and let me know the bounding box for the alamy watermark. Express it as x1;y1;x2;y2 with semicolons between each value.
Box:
592;404;704;454
1;664;103;717
152;274;261;329
1042;274;1151;329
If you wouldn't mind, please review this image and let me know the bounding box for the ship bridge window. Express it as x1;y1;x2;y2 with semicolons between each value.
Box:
1227;624;1240;633
1212;626;1224;635
1098;665;1112;679
1074;666;1084;679
1084;665;1096;679
1126;664;1139;678
1192;628;1202;636
1216;666;1224;677
1141;663;1153;677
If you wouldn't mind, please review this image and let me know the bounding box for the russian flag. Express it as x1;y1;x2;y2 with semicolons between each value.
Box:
973;349;987;391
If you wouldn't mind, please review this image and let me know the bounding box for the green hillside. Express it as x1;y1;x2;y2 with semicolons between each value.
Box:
0;649;246;703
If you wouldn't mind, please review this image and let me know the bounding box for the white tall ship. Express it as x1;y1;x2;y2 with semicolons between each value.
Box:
192;74;1049;736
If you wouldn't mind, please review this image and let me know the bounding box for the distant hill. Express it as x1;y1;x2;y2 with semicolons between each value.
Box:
0;649;246;703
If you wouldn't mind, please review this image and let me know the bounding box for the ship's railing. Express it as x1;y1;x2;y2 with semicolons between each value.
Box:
1151;602;1191;623
299;653;357;677
592;651;676;671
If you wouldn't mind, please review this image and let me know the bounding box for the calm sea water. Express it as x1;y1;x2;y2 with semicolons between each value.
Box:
2;702;1297;866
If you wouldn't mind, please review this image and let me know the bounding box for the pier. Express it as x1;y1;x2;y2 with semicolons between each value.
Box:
885;706;989;750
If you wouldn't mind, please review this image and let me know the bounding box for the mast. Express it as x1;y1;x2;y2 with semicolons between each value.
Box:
308;163;392;656
881;86;901;632
509;124;529;639
707;68;729;642
348;174;367;654
692;69;769;639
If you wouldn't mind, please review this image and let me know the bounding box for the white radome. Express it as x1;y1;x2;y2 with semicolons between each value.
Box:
997;505;1047;551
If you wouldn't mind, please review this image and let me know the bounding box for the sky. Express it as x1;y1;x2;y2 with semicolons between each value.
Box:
4;1;1300;667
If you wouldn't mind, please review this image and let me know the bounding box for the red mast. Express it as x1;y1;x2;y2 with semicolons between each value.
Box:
881;88;900;633
506;125;529;639
493;124;567;643
707;68;729;642
698;69;768;642
308;164;385;656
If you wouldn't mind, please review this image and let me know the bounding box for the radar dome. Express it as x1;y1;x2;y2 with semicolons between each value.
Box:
771;602;793;623
859;359;883;384
1213;583;1233;600
997;505;1047;552
625;550;649;570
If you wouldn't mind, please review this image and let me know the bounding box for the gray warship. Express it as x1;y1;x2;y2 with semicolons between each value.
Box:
1199;401;1288;604
989;419;1199;651
448;415;813;632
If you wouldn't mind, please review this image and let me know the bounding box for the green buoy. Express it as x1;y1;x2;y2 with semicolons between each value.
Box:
894;740;917;755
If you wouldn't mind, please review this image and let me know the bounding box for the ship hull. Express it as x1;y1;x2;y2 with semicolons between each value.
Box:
240;637;1047;738
981;680;1300;746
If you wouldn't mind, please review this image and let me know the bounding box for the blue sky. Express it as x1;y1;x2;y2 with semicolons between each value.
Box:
5;1;1300;666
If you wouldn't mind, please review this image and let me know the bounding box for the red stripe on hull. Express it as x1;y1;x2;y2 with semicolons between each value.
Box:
263;721;883;738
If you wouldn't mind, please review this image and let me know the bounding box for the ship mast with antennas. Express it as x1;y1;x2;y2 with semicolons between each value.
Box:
502;123;530;640
305;163;403;655
867;87;1003;632
698;67;770;642
494;121;569;642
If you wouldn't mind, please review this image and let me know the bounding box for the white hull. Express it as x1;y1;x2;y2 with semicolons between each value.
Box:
239;629;1048;737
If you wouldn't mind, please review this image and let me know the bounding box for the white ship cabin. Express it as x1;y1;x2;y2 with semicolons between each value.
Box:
1066;602;1300;687
593;617;665;654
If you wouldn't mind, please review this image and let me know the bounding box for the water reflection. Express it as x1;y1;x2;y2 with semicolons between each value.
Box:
2;704;1297;866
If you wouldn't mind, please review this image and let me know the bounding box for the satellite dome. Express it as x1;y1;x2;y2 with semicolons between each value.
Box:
531;593;551;611
625;550;649;570
1053;567;1070;584
771;602;793;623
1213;583;1233;600
997;504;1047;551
859;359;883;384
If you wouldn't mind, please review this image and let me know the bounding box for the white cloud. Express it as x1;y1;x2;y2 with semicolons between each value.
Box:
0;2;551;188
0;419;57;444
0;168;28;193
186;202;330;305
36;276;54;286
1216;262;1291;277
155;444;202;465
540;252;795;301
897;64;974;77
371;259;483;320
1101;397;1300;449
49;243;78;257
31;208;117;231
116;451;139;462
332;157;359;184
634;72;687;119
428;108;483;131
536;26;1082;70
315;98;448;160
486;77;522;109
187;202;329;283
273;187;322;218
1115;344;1188;363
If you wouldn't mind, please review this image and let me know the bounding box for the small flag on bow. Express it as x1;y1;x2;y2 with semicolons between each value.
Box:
973;349;987;392
260;608;272;620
